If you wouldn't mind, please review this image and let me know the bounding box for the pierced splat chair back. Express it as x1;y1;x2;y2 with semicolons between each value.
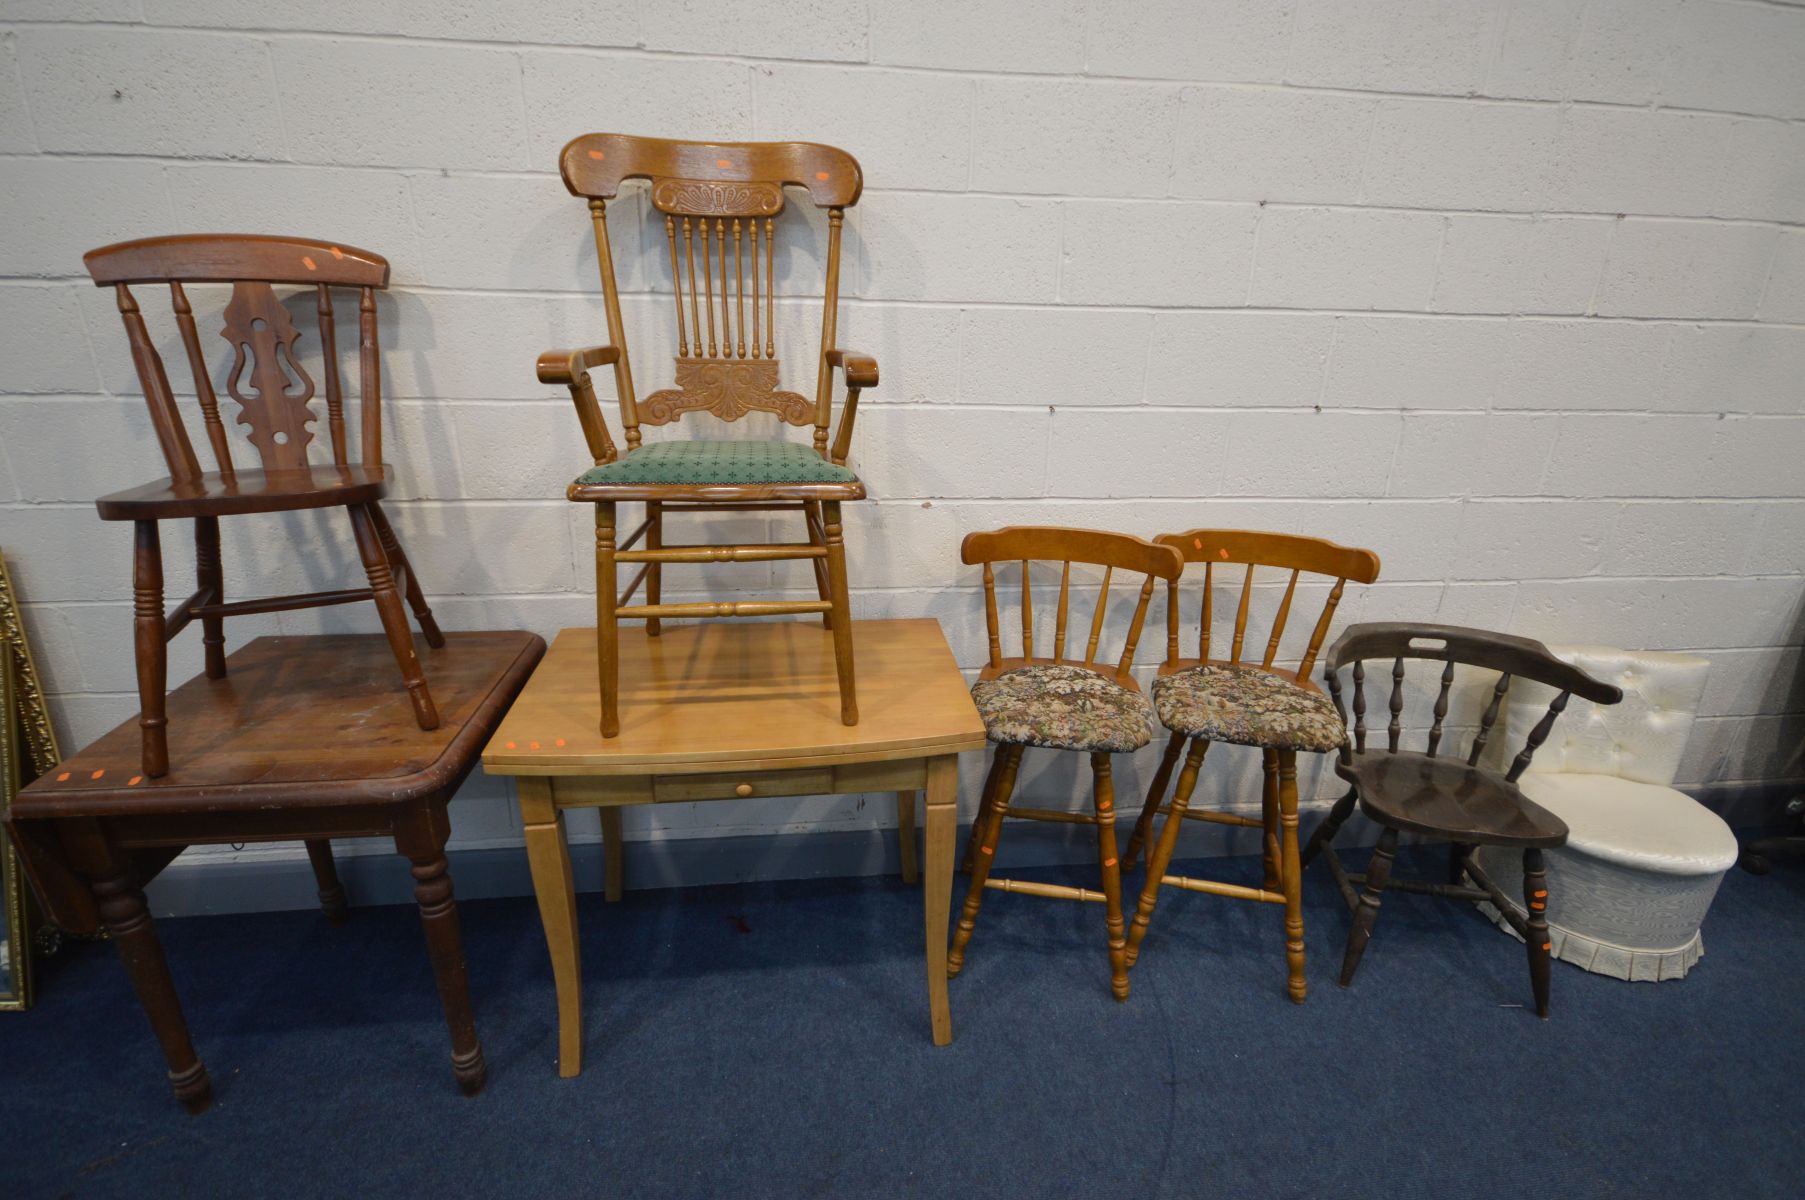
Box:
1157;530;1381;689
1323;623;1624;777
558;134;863;459
83;234;391;483
963;527;1185;688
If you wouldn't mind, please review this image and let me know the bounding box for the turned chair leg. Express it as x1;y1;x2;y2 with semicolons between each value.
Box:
1448;841;1473;886
92;866;211;1112
1276;751;1306;1004
348;503;438;731
1302;785;1359;868
1261;748;1282;892
1124;739;1210;969
194;516;227;680
948;744;1021;977
132;520;171;778
645;500;663;638
821;500;858;726
1124;732;1184;869
961;749;1008;875
805;501;833;631
1091;753;1129;1001
370;504;445;648
398;830;485;1096
304;839;350;925
1339;826;1398;987
1524;847;1553;1018
594;501;620;738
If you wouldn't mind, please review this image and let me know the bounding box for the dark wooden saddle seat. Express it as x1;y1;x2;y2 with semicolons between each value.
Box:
94;464;389;520
1342;751;1568;848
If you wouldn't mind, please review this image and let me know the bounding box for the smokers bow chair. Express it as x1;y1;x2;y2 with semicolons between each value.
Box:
539;134;876;737
83;234;443;778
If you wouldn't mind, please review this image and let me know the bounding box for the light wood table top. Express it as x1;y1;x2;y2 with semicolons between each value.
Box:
482;618;985;1074
483;618;986;775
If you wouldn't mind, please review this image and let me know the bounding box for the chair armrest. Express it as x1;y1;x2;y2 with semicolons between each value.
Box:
824;348;879;388
537;345;622;465
825;349;878;464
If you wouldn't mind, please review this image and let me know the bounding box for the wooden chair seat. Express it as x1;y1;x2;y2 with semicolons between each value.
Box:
94;465;388;520
970;663;1155;754
568;438;864;502
1343;751;1569;847
1151;662;1344;752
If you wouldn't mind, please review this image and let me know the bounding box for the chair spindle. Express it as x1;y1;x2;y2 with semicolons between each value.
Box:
716;219;729;357
117;283;202;486
1387;657;1406;753
1020;559;1033;660
1230;562;1255;664
1199;561;1213;661
1425;660;1455;757
1351;660;1367;753
1468;674;1511;767
1084;565;1113;667
983;562;1002;669
750;218;760;360
170;281;235;475
1117;574;1158;675
733;218;746;359
1506;691;1570;783
1053;560;1071;663
315;284;348;465
764;218;775;359
666;216;688;357
1295;577;1347;683
358;286;381;467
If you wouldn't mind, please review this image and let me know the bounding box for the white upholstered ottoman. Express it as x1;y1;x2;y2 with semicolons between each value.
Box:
1475;646;1737;982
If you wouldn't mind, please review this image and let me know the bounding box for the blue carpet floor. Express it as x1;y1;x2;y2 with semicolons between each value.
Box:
2;845;1802;1199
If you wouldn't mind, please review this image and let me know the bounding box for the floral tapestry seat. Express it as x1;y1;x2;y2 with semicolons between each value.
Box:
1151;663;1345;753
970;663;1156;754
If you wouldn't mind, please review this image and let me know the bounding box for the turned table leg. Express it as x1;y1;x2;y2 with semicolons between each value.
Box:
396;819;484;1096
304;839;350;925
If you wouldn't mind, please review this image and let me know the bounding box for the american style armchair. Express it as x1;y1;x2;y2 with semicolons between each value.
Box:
82;234;443;778
538;134;877;738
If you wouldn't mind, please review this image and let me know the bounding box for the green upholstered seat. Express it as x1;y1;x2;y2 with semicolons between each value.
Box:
574;440;858;487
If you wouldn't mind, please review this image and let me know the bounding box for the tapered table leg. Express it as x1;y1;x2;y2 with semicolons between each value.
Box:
521;777;584;1077
896;790;919;884
923;755;957;1046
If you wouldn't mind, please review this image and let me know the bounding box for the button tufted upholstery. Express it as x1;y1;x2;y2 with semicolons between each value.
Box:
970;664;1155;753
1505;645;1708;786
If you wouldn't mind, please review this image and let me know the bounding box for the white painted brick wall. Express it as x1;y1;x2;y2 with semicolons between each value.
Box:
1;2;1801;876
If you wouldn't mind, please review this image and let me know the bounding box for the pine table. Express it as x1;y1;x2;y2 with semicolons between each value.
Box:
482;618;986;1077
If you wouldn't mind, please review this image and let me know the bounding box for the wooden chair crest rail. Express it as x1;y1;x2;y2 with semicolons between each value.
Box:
1120;529;1380;1003
1302;622;1623;1016
82;233;443;778
949;526;1184;1001
537;134;876;739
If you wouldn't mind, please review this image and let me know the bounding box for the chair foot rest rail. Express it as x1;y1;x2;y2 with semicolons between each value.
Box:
616;543;826;564
984;877;1107;902
1162;875;1286;903
616;600;832;619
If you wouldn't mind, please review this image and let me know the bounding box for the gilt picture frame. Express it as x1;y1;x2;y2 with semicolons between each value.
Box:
1;549;61;1012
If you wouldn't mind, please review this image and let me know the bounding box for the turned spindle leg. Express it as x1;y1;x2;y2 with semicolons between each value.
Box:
961;750;1007;875
1124;739;1210;968
92;868;210;1112
805;501;833;630
1261;748;1282;892
644;500;663;638
304;839;350;925
1091;753;1129;1001
1302;786;1359;868
947;744;1021;977
1277;751;1306;1004
132;520;170;778
1339;826;1397;987
595;502;620;738
194;516;227;679
821;500;858;726
402;839;485;1096
1124;732;1184;869
348;504;438;731
371;504;445;648
1524;847;1553;1019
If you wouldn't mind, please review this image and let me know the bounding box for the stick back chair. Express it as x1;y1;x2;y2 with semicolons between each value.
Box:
539;134;877;737
949;527;1184;1001
1121;530;1380;1002
1304;622;1622;1016
83;234;443;778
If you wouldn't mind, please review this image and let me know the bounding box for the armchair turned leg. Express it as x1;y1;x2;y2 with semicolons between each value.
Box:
194;516;227;679
1524;848;1552;1019
348;504;438;731
948;744;1021;978
304;839;350;925
595;502;620;738
961;750;1007;875
805;501;833;630
1277;751;1306;1004
1261;748;1282;892
1339;826;1397;988
1125;739;1210;969
821;500;858;726
1124;732;1184;870
1302;786;1359;868
133;520;170;778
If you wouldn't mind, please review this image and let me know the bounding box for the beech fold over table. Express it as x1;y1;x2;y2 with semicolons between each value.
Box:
7;630;544;1113
482;618;987;1077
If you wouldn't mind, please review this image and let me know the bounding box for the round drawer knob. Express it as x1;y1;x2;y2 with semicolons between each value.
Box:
734;783;754;797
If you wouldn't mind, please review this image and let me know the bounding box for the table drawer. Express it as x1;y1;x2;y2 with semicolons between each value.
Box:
652;768;835;803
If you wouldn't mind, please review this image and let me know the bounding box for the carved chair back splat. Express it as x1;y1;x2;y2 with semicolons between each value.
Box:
951;527;1184;1002
82;234;443;778
1122;529;1381;1005
1304;622;1623;1016
542;135;880;740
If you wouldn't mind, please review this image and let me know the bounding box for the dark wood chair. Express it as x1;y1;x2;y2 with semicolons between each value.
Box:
948;527;1183;1001
1121;530;1380;1003
1304;622;1623;1017
83;234;443;778
538;135;876;738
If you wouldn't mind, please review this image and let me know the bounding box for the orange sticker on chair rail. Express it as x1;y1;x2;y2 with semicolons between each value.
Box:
57;771;70;782
90;769;105;780
301;256;317;271
715;158;732;169
588;149;605;160
128;776;143;786
815;171;829;181
329;245;344;259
